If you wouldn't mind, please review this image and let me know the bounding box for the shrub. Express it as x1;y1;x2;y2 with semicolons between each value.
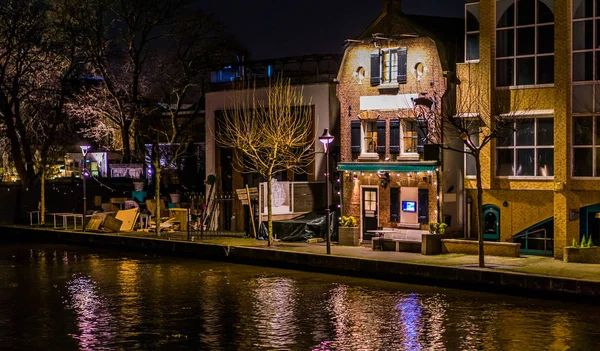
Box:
573;238;579;248
339;216;358;228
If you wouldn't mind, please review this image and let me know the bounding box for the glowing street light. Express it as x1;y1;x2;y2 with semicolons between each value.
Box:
319;128;334;255
80;145;90;232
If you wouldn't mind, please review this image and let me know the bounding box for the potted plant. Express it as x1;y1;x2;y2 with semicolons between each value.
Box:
564;236;600;263
423;222;445;255
338;216;360;246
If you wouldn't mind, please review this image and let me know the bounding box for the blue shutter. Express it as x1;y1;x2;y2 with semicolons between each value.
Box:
351;120;361;153
389;119;400;153
370;52;381;86
377;120;386;154
397;48;407;84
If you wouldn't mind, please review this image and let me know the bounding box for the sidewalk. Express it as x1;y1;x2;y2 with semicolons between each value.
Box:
124;232;600;283
7;225;600;285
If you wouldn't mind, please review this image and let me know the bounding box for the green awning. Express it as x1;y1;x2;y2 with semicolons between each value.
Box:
337;162;438;172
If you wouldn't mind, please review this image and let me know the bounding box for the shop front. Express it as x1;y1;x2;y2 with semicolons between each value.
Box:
338;162;439;241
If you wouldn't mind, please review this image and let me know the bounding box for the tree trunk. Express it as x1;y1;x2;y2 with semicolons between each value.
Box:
475;155;485;268
267;173;273;246
155;163;162;236
40;168;45;225
121;123;132;163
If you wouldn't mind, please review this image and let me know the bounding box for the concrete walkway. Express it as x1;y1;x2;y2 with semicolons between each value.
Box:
65;228;600;283
7;225;600;284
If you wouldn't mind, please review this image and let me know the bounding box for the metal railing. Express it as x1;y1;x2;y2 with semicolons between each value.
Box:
512;228;553;256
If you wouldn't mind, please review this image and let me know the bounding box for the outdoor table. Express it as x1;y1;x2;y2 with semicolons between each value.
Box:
28;211;40;225
50;213;77;229
72;214;94;230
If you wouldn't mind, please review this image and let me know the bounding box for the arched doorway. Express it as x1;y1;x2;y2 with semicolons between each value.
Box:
482;205;500;241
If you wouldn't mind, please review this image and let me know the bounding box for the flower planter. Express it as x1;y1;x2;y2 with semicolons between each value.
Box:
564;246;600;263
421;233;442;255
338;227;360;246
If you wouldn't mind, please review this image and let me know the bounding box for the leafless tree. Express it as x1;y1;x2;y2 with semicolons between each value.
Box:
66;0;238;162
413;65;537;268
213;78;315;246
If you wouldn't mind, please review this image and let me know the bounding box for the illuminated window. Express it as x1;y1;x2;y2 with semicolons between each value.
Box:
363;121;377;153
370;48;407;86
402;120;418;154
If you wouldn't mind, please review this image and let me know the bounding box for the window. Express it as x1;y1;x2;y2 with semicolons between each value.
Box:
363;121;377;153
496;0;554;87
382;50;398;84
465;127;480;177
572;116;600;177
572;0;600;82
403;120;418;154
466;2;480;61
496;118;554;177
370;48;407;86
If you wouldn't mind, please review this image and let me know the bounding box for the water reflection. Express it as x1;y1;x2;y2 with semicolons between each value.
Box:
251;277;299;350
1;244;600;351
66;275;115;350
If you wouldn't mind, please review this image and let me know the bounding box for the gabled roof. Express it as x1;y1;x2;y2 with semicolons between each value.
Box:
354;6;463;72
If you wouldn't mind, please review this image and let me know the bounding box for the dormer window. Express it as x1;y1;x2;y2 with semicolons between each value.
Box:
370;48;407;86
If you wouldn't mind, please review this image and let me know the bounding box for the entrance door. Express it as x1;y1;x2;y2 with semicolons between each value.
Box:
482;205;500;241
362;188;378;241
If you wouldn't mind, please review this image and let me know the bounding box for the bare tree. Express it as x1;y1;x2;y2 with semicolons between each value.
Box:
0;0;78;185
66;0;239;162
0;0;83;226
213;78;314;246
413;65;536;268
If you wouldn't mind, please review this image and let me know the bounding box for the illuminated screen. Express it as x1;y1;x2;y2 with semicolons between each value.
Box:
402;201;416;212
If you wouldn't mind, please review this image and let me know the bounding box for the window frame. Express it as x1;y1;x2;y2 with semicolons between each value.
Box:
464;122;481;179
401;119;419;156
495;0;554;88
572;0;600;83
495;116;555;179
465;2;481;62
361;120;378;155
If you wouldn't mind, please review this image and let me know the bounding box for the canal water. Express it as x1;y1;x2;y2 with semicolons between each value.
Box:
1;243;599;351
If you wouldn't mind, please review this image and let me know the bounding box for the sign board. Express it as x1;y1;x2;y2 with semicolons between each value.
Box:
236;187;258;206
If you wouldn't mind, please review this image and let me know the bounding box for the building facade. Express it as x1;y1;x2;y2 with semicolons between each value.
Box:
337;0;463;241
461;0;600;259
205;55;341;233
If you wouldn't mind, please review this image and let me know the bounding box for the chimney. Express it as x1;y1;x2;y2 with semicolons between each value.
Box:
383;0;402;14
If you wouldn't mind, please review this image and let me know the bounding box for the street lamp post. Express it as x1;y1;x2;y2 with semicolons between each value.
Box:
319;128;334;255
80;145;90;232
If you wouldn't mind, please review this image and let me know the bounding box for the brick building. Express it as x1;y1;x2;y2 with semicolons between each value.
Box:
337;0;463;241
460;0;600;259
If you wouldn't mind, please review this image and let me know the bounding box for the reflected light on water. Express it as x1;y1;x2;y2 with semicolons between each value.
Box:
397;293;423;351
66;276;115;350
251;277;298;350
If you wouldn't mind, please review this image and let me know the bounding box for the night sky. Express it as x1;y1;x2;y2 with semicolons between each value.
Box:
198;0;465;60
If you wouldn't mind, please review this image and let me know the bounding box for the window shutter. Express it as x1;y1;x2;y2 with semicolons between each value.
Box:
390;188;400;222
397;48;407;84
370;52;381;86
377;120;386;153
351;120;361;153
417;120;428;154
418;189;429;224
389;119;400;153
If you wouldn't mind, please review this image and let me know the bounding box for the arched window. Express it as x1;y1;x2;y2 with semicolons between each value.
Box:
495;0;554;87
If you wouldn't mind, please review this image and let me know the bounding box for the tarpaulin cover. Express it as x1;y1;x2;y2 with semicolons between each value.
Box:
259;212;337;242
